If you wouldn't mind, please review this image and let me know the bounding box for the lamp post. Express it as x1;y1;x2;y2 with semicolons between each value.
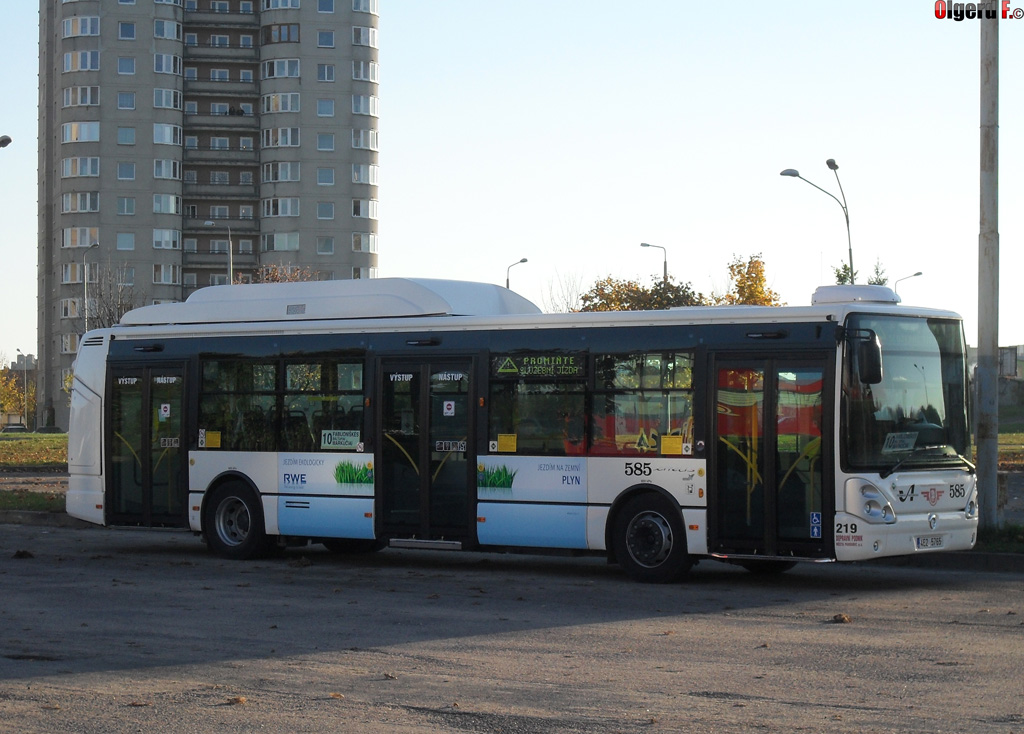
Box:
893;271;923;295
0;135;11;149
780;159;853;283
15;349;28;429
83;242;99;332
640;242;667;283
505;257;527;289
204;220;234;284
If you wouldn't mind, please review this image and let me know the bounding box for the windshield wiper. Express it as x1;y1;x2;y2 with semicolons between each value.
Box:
880;446;973;479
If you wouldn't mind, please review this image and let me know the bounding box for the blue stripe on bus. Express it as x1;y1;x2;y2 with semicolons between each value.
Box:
477;502;587;549
277;496;375;539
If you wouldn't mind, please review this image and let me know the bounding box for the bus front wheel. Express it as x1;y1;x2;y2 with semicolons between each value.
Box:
612;493;692;583
204;482;269;560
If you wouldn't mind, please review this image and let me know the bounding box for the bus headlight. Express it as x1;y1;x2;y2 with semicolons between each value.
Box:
845;480;897;524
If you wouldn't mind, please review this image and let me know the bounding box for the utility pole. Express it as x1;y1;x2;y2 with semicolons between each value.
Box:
977;11;999;529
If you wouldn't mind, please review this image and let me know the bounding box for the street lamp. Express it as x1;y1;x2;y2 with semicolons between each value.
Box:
83;242;99;332
0;135;11;149
780;159;854;283
16;349;28;428
640;242;668;283
506;257;527;289
204;220;234;284
893;271;923;295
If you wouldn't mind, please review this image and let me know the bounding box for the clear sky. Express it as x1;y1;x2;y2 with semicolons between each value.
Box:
1;1;1021;367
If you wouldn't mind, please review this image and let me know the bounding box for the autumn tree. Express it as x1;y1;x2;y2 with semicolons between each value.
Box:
579;276;704;312
710;253;784;306
0;361;35;428
246;263;320;283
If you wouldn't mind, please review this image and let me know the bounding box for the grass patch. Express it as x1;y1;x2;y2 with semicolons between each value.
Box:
975;524;1024;554
0;489;65;513
0;435;68;469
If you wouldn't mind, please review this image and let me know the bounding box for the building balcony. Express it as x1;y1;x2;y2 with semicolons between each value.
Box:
183;250;259;269
183;182;258;199
183;44;259;63
184;79;257;96
183;146;259;165
183;215;259;234
183;10;259;29
184;112;259;131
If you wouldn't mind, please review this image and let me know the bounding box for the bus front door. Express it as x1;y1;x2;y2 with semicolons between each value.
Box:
378;360;474;542
711;358;831;559
107;365;188;527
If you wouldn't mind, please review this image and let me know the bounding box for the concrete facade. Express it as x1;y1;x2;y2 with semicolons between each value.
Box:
37;0;379;429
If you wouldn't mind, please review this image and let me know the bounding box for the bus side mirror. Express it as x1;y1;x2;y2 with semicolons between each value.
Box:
857;334;883;385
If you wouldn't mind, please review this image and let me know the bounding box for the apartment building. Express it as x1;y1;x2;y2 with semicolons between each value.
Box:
37;0;380;428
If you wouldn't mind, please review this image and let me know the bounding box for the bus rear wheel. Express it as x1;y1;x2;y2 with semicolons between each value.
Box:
204;482;269;560
612;493;692;583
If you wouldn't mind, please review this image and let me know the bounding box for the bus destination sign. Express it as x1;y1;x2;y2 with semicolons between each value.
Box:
492;353;585;378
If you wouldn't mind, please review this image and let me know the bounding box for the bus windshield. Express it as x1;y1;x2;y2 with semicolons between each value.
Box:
842;314;970;472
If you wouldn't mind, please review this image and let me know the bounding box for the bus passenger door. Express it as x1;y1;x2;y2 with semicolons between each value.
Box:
711;358;830;558
107;365;188;527
378;360;474;541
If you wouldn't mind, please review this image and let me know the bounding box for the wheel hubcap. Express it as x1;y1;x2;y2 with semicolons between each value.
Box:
215;496;250;547
626;511;673;568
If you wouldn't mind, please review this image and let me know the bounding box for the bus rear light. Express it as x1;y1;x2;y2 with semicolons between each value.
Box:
688;524;699;531
364;512;373;518
477;517;486;523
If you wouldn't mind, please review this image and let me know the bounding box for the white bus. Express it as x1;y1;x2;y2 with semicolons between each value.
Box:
67;278;978;581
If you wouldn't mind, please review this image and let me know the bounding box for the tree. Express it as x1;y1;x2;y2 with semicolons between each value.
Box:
86;262;145;330
542;271;585;313
247;263;319;283
710;254;784;306
578;275;704;312
0;360;35;428
833;259;887;286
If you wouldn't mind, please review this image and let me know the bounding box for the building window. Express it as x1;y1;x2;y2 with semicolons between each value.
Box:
317;99;335;117
319;0;334;11
352;266;378;280
262;161;300;182
352;232;378;253
62;86;100;107
352;95;379;116
153;264;182;285
184;238;198;253
351;199;378;219
352;60;379;82
317;202;335;219
211;102;230;116
351;163;379;184
240;35;254;48
317;167;334;185
261;92;300;113
210;239;229;254
153;229;182;249
153;123;182;145
317;236;335;254
210;136;230;150
62;17;100;37
317;63;335;82
117;92;136;109
210;170;230;184
117;127;135;145
240;69;254;82
262;0;300;8
153;159;181;179
317;30;335;47
62;192;100;213
117;161;136;180
262;24;299;44
239;136;254;150
154;89;182;109
154;54;183;75
185;32;198;46
351;129;378;150
183;272;197;288
353;0;378;12
118;22;136;40
210;68;230;81
184;67;197;80
316;133;334;151
117;57;136;75
153;194;182;214
61;334;81;355
210;34;230;47
210;0;229;10
352;26;378;48
184;135;198;149
210;274;229;286
117;196;136;215
261;232;300;251
209;205;229;219
261;127;300;148
240;171;254;185
262;198;301;217
61;157;100;178
61;227;100;248
239;206;254;220
240;1;254;12
116;232;135;250
262;59;300;79
63;51;100;72
60;298;82;320
154;19;182;40
61;122;100;143
239;238;254;253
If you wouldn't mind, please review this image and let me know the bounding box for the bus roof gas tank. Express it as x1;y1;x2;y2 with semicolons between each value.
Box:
811;285;900;305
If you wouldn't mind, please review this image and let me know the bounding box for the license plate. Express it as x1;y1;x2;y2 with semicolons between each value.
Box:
915;535;944;550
